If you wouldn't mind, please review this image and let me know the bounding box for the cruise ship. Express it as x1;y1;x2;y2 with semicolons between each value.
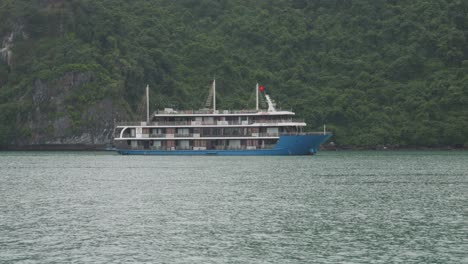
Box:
113;81;331;155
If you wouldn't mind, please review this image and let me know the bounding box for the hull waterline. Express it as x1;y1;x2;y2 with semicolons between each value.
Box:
116;134;332;156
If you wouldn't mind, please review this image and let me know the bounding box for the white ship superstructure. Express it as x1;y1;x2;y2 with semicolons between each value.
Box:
114;81;331;155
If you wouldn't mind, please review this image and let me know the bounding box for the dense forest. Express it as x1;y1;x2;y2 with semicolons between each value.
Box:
0;0;467;147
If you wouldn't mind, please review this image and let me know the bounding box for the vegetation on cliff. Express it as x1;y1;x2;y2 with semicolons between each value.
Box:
0;0;467;147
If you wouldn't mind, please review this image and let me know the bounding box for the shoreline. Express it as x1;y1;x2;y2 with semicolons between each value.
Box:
0;144;465;151
320;145;467;151
0;144;111;151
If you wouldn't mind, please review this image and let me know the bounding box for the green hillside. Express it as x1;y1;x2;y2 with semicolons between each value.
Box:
0;0;467;147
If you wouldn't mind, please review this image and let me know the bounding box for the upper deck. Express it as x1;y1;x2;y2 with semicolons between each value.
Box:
152;109;295;117
116;108;304;128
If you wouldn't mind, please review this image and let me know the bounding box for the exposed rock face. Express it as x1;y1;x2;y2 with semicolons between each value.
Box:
0;33;14;66
0;15;129;147
0;23;28;67
24;72;128;146
46;98;116;145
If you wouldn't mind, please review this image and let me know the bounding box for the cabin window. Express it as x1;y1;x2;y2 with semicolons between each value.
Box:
213;128;221;136
267;127;279;135
177;128;190;135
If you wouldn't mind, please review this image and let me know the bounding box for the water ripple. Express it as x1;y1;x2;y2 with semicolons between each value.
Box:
0;151;467;263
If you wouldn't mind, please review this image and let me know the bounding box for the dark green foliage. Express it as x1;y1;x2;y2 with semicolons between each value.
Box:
0;0;467;147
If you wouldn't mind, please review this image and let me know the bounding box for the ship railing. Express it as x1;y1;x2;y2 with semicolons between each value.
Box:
116;121;213;126
176;133;279;138
121;133;281;138
257;133;279;137
280;132;332;136
174;133;193;137
221;134;248;137
127;145;281;151
151;108;294;115
117;119;304;127
253;119;304;124
149;134;166;138
208;145;276;150
116;122;148;126
116;121;193;126
199;134;250;137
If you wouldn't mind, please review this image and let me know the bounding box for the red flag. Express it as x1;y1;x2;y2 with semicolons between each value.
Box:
259;85;264;92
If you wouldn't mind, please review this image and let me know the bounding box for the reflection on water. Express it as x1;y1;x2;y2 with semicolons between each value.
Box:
0;151;467;263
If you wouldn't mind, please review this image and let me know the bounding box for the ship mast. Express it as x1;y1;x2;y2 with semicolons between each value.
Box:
146;84;150;123
212;79;216;112
256;83;259;111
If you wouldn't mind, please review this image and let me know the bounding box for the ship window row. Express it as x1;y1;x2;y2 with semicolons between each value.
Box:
118;127;301;138
121;139;278;150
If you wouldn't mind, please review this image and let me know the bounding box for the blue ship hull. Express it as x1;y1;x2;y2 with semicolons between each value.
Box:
117;134;332;156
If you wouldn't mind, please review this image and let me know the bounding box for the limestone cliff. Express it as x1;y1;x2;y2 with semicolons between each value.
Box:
24;72;129;146
0;2;132;147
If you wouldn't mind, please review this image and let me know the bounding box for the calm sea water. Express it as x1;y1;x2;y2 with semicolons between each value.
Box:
0;151;466;263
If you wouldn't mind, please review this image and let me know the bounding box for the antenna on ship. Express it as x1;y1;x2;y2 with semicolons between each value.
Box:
146;84;150;123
